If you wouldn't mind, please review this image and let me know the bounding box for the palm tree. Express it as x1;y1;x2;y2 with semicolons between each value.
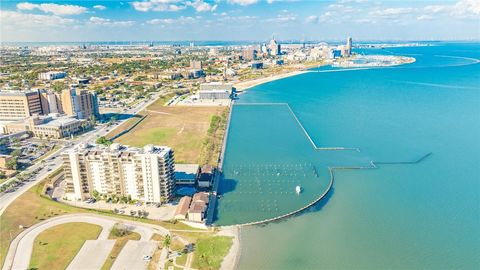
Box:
163;234;171;257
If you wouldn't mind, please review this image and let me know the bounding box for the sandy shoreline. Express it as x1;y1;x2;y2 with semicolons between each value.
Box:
219;225;241;270
234;69;309;92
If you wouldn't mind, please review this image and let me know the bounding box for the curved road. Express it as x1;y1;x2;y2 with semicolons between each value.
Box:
2;213;170;270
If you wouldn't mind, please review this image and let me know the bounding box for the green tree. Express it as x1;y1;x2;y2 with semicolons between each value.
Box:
96;136;112;146
11;149;21;157
163;234;171;256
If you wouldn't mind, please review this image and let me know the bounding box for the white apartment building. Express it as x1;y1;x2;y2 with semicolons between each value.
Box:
62;143;175;203
38;71;66;80
198;82;234;100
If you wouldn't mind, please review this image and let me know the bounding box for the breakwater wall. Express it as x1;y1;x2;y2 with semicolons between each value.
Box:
206;102;234;226
234;152;432;227
110;114;147;141
235;103;360;152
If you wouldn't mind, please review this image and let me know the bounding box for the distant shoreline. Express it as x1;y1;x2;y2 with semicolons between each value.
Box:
234;70;309;92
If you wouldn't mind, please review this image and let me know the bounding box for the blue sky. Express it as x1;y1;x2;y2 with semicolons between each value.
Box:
1;0;479;42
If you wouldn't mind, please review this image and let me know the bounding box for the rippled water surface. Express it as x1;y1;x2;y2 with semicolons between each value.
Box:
217;43;480;269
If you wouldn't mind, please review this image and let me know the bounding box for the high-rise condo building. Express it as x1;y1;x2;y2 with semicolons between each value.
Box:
346;37;353;56
0;90;43;120
60;89;100;119
269;38;281;56
62;143;176;203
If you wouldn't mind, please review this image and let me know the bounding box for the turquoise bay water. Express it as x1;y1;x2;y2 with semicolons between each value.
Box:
217;43;480;269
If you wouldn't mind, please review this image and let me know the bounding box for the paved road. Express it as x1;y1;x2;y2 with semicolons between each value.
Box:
66;240;116;270
2;209;170;269
0;92;163;217
111;241;157;270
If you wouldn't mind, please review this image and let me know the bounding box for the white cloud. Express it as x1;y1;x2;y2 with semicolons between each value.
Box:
417;14;433;21
0;10;77;28
132;0;186;12
217;15;257;22
89;16;135;26
424;0;480;17
370;7;415;17
305;15;319;24
132;0;217;12
147;16;196;25
93;5;107;10
227;0;258;6
16;2;88;16
187;0;217;12
423;5;447;14
265;13;296;23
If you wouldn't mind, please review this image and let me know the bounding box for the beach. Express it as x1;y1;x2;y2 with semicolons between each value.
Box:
234;70;309;91
218;226;241;270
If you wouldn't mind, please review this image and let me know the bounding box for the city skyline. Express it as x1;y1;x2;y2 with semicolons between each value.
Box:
1;0;479;42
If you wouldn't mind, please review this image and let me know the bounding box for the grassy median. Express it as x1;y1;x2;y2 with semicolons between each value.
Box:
100;230;141;270
29;222;102;270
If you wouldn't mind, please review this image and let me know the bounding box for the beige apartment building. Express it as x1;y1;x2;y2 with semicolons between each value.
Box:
62;143;176;203
0;89;99;121
4;115;89;139
60;89;99;119
0;91;43;120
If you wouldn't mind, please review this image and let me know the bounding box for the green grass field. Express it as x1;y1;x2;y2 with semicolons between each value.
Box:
29;222;102;270
111;97;226;164
192;236;233;270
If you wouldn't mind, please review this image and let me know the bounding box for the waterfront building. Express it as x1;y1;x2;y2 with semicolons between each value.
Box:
4;115;89;139
346;37;353;56
187;192;209;222
38;71;66;81
174;196;192;220
199;82;234;100
198;164;214;188
175;164;200;185
62;143;176;203
0;90;43;121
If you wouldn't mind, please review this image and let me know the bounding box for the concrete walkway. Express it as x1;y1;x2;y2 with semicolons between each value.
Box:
66;240;116;270
2;213;170;270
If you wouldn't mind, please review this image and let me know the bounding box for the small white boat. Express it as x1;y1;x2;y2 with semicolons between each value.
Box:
295;185;302;195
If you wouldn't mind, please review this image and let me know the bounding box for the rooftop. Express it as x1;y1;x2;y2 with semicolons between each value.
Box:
174;196;192;217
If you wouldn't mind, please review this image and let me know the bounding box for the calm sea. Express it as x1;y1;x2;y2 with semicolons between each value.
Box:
217;43;480;269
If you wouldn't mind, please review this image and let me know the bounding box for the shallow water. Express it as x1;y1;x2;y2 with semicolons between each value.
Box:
217;43;480;269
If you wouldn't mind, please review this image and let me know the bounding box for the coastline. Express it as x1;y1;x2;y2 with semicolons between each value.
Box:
218;225;241;270
234;69;309;92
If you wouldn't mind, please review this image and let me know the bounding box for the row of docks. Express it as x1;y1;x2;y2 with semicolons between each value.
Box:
221;177;304;195
225;163;320;178
220;199;283;213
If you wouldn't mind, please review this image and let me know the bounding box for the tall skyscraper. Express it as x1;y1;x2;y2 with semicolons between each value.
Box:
62;143;176;203
269;37;281;56
346;37;353;56
60;89;99;119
